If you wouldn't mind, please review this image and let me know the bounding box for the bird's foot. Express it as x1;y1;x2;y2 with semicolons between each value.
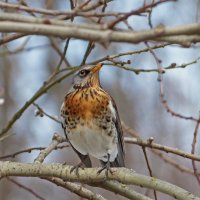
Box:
97;161;113;177
70;162;85;176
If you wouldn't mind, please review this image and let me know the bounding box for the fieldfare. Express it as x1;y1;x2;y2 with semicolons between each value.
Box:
61;63;125;174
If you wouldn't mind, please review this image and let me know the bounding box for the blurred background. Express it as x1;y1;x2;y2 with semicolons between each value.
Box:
0;0;200;199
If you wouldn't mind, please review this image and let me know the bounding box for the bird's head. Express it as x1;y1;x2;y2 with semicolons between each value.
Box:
72;63;103;90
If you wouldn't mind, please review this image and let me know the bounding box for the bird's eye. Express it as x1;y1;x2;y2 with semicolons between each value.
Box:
78;69;89;77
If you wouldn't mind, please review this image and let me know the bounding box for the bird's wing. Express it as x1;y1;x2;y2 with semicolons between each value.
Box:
60;101;69;142
110;97;125;167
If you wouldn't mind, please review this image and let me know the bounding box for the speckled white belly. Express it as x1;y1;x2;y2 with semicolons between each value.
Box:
68;123;118;162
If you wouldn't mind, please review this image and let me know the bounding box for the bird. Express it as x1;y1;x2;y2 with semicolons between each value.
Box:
60;63;125;175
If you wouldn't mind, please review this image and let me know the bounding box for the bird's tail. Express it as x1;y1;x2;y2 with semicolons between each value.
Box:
110;154;125;167
100;153;125;168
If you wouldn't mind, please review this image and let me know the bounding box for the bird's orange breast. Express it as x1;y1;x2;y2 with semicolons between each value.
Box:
63;87;110;121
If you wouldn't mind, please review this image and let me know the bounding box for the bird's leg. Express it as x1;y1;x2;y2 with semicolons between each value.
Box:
70;161;85;176
70;154;91;176
97;154;113;177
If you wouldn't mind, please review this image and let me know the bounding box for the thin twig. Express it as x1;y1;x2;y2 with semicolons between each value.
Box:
50;38;71;67
0;33;27;46
142;147;157;200
34;133;65;163
45;177;107;200
81;1;108;65
6;177;46;200
107;0;176;28
0;1;114;18
148;0;155;28
0;68;77;141
124;137;200;162
33;102;61;124
191;114;200;184
153;150;195;175
0;144;68;160
146;42;199;124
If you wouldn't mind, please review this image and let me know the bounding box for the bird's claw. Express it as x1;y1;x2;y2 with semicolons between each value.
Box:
70;162;85;176
97;162;113;177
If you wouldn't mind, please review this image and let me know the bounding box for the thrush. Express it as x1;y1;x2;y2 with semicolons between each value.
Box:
60;63;125;174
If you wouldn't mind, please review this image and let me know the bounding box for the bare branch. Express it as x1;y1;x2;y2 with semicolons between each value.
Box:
1;13;200;45
191;114;200;184
45;177;107;200
153;150;195;175
0;144;68;160
125;137;200;162
34;133;65;164
0;33;27;46
6;177;46;200
0;68;76;141
99;181;153;200
141;147;157;200
0;161;199;200
107;0;175;28
33;103;61;124
0;1;112;17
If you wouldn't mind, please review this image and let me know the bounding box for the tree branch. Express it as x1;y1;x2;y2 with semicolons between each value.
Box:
45;177;107;200
0;13;200;45
6;177;46;200
0;161;199;200
125;137;200;162
0;69;76;141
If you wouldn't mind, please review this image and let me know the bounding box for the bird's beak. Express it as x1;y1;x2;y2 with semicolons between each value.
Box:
91;63;103;73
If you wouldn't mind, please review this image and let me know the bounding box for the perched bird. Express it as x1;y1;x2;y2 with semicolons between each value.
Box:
60;63;125;174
